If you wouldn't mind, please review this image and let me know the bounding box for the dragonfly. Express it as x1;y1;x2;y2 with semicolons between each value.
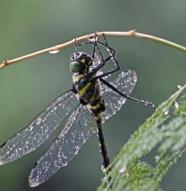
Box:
0;34;154;187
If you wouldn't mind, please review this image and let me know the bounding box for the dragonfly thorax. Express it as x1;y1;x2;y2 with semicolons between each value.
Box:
70;51;104;108
72;72;101;104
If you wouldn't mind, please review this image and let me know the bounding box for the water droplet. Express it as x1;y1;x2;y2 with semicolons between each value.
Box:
144;101;149;106
177;85;182;90
36;117;42;125
30;126;34;131
63;155;67;160
74;150;79;155
49;50;60;54
119;167;126;174
62;162;67;166
103;174;110;183
75;145;80;150
174;101;179;109
164;109;169;116
155;155;160;162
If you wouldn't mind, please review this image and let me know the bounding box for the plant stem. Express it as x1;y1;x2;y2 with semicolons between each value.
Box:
0;30;186;70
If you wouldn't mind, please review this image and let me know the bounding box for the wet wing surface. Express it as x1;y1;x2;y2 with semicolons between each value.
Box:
0;90;78;165
29;105;97;187
101;70;137;122
28;69;137;186
0;69;137;186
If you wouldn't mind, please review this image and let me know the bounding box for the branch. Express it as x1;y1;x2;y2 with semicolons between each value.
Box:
0;30;186;70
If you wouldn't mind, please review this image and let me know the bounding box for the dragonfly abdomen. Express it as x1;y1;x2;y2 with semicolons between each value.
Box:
72;73;105;120
88;99;105;121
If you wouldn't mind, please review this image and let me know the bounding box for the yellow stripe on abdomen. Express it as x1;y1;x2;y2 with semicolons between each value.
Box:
79;82;92;97
90;102;100;110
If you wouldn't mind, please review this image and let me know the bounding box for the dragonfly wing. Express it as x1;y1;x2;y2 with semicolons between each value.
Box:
28;105;96;187
101;70;137;123
0;90;78;165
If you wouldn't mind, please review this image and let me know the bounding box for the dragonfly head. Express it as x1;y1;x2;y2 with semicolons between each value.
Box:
70;51;92;73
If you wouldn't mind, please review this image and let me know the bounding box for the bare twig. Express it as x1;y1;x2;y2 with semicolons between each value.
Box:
0;30;186;70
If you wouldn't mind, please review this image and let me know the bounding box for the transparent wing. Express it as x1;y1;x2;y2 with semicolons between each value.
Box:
92;52;101;67
28;70;137;187
0;90;78;165
28;105;97;187
101;70;137;122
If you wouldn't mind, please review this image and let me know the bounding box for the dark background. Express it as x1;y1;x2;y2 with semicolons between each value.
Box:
0;0;186;190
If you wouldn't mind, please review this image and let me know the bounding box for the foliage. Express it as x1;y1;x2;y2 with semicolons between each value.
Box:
98;84;186;191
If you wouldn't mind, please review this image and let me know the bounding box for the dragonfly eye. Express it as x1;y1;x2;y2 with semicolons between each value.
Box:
70;60;85;73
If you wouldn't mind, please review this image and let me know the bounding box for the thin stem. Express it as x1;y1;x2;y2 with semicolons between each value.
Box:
0;30;186;70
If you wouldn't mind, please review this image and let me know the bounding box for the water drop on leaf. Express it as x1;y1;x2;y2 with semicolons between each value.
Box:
174;101;179;109
177;84;182;90
164;109;169;116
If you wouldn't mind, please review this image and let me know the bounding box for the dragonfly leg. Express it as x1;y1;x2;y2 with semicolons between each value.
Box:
90;36;121;80
100;78;155;108
96;34;120;73
74;33;120;77
91;33;98;59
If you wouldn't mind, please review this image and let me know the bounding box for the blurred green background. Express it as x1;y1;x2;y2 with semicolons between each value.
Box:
0;0;186;190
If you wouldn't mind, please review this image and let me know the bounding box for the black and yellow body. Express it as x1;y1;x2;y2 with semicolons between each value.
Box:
70;51;110;169
72;73;105;120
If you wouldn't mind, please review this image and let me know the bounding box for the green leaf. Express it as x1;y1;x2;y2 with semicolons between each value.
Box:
98;84;186;191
